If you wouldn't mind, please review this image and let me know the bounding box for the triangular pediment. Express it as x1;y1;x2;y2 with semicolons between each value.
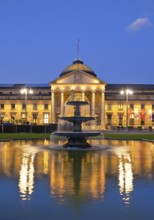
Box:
50;70;106;85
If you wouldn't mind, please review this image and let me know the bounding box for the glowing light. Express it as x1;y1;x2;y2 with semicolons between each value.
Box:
120;88;133;130
120;89;133;95
20;88;33;94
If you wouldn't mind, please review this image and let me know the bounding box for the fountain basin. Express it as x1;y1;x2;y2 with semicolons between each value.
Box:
53;131;102;148
60;116;94;122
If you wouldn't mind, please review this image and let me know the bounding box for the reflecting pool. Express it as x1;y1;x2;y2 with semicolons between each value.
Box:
0;139;154;220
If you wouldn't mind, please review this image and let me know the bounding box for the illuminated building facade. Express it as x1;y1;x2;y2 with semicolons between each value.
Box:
0;59;154;129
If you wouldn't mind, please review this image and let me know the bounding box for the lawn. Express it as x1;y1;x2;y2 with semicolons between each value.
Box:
103;133;154;140
0;133;50;140
0;132;154;141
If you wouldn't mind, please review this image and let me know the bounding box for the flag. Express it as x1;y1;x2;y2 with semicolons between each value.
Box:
140;109;146;120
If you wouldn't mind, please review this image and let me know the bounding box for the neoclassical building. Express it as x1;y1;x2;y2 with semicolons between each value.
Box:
0;59;154;129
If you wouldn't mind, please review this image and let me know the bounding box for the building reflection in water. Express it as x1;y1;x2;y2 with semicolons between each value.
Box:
49;151;106;203
0;140;154;205
118;151;133;206
18;152;35;200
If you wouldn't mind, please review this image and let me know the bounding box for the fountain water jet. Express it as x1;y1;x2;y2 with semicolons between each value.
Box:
52;100;101;148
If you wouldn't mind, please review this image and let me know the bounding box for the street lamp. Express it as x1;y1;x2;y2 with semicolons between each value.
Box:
120;89;133;131
20;88;33;124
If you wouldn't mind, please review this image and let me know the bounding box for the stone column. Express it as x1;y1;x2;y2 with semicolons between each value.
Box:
81;91;85;101
92;90;96;117
51;91;56;123
60;91;64;116
101;91;105;129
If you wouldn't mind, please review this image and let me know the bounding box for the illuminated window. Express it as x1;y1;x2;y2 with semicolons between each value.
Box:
129;114;134;125
118;104;123;110
21;113;26;120
33;113;38;124
44;114;49;124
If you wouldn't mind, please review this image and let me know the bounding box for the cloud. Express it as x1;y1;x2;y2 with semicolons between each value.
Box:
127;17;152;32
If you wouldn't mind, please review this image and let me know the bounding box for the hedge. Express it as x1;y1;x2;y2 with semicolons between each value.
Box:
0;124;57;133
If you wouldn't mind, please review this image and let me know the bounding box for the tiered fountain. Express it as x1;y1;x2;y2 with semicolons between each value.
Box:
53;100;101;148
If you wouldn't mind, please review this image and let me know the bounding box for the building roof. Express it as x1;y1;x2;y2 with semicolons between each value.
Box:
59;59;97;77
0;84;50;89
106;84;154;91
0;83;154;91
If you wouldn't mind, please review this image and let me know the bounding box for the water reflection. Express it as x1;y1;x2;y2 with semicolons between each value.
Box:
18;152;35;200
49;151;105;203
0;140;154;206
118;152;133;206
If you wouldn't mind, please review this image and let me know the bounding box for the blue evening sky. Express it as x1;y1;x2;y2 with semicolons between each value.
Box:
0;0;154;84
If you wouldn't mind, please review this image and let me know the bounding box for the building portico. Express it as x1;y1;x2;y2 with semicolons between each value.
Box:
50;59;106;129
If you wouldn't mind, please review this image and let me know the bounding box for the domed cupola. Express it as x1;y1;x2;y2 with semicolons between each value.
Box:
59;59;97;77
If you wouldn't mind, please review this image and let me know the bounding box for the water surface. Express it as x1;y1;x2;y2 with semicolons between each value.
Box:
0;139;154;220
